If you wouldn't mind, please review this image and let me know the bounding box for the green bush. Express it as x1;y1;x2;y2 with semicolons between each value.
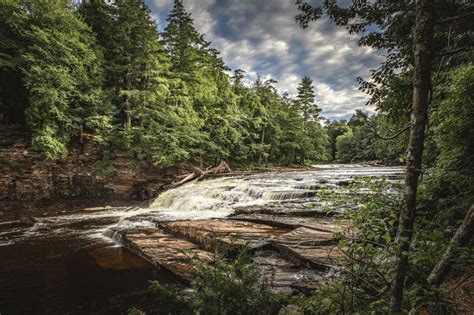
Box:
93;158;115;177
131;244;286;315
296;178;471;314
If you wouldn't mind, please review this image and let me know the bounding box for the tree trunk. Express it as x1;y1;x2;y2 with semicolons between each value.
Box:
390;0;434;311
79;125;84;145
169;160;232;189
427;205;474;287
124;70;132;128
124;95;132;128
258;125;266;164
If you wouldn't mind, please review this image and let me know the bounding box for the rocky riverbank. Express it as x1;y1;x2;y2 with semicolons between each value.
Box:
112;216;344;295
0;141;202;212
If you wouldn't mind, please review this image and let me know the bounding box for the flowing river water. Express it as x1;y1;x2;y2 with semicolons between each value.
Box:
0;164;403;314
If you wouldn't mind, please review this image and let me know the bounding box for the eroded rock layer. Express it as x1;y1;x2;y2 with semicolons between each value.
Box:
117;217;343;294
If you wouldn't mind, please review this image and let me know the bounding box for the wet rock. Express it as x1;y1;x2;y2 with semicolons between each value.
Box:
161;219;290;250
253;250;324;295
233;202;330;217
231;213;344;233
117;222;332;295
273;227;339;269
335;180;352;186
263;190;317;201
118;228;213;281
19;216;36;226
118;219;341;291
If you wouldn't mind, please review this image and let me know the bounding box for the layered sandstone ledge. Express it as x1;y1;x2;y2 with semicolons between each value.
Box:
114;215;345;295
0;141;194;211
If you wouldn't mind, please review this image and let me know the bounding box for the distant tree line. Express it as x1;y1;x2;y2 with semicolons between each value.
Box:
0;0;412;167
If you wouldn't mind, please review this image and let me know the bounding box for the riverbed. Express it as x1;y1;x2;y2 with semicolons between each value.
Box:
0;164;403;314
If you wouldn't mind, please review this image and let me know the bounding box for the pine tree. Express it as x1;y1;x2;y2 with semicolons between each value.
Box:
162;0;206;79
295;76;321;121
81;0;204;166
163;0;244;164
294;76;325;164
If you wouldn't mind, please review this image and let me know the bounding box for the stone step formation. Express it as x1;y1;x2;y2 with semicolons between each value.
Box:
115;215;345;295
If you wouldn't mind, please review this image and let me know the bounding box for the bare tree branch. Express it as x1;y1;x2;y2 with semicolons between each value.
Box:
428;204;474;287
370;123;411;140
436;46;473;56
436;11;474;24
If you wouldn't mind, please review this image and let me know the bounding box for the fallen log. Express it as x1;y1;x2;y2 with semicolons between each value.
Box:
427;204;474;287
205;159;232;174
169;160;231;189
172;172;201;187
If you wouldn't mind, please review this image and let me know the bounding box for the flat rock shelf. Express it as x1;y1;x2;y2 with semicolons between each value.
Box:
114;217;345;294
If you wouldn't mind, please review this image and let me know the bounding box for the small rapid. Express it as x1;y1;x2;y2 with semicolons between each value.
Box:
145;164;403;221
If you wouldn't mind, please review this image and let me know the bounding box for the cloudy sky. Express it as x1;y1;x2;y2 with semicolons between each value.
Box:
145;0;385;120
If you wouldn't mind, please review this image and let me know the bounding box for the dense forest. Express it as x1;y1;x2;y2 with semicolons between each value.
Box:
1;0;473;314
0;0;410;167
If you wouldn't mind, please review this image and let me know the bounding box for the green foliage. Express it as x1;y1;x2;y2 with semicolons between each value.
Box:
332;110;407;163
127;307;146;315
139;245;286;315
427;63;474;222
93;158;115;177
1;0;331;167
295;76;320;122
325;119;349;161
191;246;285;314
296;178;473;313
0;0;109;159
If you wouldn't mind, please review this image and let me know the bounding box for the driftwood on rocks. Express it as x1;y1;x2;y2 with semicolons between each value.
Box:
170;160;232;188
427;204;474;287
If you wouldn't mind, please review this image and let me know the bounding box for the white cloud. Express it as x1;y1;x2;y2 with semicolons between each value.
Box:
147;0;385;120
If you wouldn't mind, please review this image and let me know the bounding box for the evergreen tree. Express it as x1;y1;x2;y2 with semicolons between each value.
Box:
82;0;167;129
162;0;206;82
229;71;264;165
163;0;242;164
294;76;325;163
295;76;320;121
80;0;203;166
272;93;305;165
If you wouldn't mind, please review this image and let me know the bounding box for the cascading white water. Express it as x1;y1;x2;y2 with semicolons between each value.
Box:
0;164;403;246
141;164;404;221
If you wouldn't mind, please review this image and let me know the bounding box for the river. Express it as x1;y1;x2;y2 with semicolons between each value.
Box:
0;164;403;314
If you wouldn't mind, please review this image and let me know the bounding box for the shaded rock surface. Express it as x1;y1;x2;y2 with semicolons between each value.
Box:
252;250;324;295
0;142;195;211
161;219;290;249
117;218;343;294
230;213;342;231
114;228;213;281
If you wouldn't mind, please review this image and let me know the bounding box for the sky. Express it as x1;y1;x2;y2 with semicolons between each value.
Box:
145;0;385;120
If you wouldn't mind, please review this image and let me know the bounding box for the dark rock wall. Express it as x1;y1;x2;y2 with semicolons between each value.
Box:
0;141;189;210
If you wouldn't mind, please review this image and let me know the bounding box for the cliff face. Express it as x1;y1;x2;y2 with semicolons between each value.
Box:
0;141;189;211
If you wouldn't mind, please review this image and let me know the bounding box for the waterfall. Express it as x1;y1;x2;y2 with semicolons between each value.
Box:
0;164;403;247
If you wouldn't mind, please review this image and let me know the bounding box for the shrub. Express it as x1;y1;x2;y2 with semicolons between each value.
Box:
131;244;286;315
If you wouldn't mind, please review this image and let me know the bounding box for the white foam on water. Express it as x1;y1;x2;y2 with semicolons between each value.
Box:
1;164;404;244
